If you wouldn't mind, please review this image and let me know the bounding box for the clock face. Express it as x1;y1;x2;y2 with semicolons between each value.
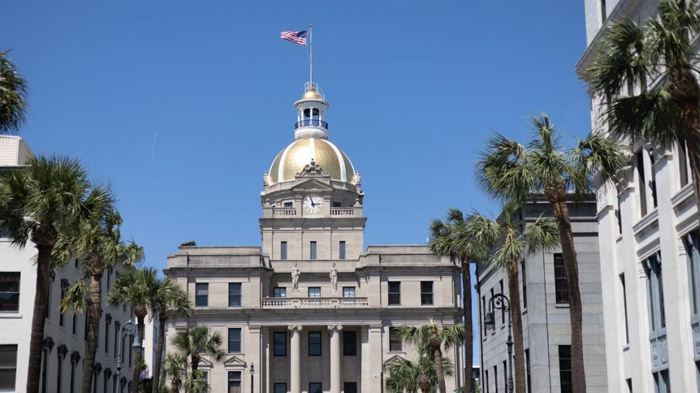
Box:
303;195;323;214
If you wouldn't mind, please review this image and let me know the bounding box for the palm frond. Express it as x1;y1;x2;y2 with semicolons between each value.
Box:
523;216;559;254
568;132;628;196
476;133;534;203
0;50;28;133
60;278;89;313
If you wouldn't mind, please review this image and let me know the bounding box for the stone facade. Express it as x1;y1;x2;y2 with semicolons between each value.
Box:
578;1;700;391
164;85;463;393
0;136;137;393
476;197;607;393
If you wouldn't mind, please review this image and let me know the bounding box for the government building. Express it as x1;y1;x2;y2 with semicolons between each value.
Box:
164;83;464;393
578;0;700;392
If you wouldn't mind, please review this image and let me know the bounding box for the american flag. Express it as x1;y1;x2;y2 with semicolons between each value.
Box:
281;30;308;46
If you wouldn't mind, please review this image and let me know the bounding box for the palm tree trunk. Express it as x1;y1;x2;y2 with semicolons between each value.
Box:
26;243;53;393
432;345;447;393
507;262;526;393
82;272;103;393
461;258;473;393
191;353;200;372
133;313;147;391
545;183;586;393
671;67;700;218
152;314;167;393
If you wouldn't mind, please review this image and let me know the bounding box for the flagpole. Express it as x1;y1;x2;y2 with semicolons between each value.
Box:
309;24;313;88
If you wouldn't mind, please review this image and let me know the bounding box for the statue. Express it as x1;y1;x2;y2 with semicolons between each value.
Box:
291;263;300;293
330;263;338;293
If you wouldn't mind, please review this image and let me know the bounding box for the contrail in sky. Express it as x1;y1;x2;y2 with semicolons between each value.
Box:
149;130;158;176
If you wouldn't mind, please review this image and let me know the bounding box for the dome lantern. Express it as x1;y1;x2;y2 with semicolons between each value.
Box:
294;82;329;140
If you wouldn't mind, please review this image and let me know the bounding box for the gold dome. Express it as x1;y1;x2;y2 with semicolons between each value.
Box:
300;88;323;101
268;138;355;184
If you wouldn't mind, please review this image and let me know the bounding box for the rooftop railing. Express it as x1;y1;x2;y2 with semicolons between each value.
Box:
261;297;368;308
295;119;328;130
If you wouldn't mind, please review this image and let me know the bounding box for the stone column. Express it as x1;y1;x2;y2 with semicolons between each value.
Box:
328;325;343;393
289;326;302;393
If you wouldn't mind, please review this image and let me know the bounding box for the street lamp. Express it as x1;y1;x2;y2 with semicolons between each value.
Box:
484;293;513;393
116;320;141;393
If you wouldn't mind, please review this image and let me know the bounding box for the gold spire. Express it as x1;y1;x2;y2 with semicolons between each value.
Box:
301;87;323;101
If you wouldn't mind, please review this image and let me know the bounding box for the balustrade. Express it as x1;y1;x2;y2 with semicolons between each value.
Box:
261;297;368;308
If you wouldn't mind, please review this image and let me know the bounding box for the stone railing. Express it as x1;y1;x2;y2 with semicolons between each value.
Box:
330;208;354;216
261;297;369;308
273;207;297;217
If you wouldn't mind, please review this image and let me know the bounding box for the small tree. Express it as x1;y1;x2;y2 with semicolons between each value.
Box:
172;325;225;372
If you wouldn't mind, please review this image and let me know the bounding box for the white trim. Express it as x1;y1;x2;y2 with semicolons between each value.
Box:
327;141;347;181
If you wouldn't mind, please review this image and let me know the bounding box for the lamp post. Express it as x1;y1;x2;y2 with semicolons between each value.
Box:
484;293;513;393
116;320;141;393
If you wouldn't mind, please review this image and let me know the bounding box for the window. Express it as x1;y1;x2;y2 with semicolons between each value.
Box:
526;349;531;393
620;274;630;344
309;383;322;393
645;253;666;333
482;295;487;333
499;279;505;323
84;312;89;341
686;232;700;319
0;272;20;312
389;327;402;352
521;261;527;309
114;322;120;359
106;269;111;292
228;371;241;393
57;350;64;393
421;281;433;305
626;378;633;393
680;139;690;188
484;370;489;393
494;365;498;393
332;201;342;208
128;335;133;367
310;241;317;260
273;287;286;298
308;287;320;297
281;241;287;260
309;332;321;356
637;150;648;217
490;287;496;330
229;283;241;307
649;151;658;208
339;241;346;260
388;282;401;305
503;360;507;393
343;287;356;297
72;314;77;335
284;202;293;208
559;345;572;393
228;328;242;353
60;279;69;327
0;345;17;391
195;283;208;307
344;382;357;393
601;0;607;22
105;315;111;353
274;383;287;393
616;193;623;235
274;332;287;356
653;370;670;393
554;254;570;304
45;282;51;320
343;331;356;356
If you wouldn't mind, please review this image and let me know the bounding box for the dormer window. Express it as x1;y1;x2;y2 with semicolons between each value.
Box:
284;202;293;208
332;201;342;208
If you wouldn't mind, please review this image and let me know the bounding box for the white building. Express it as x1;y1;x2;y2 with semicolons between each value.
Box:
164;84;464;393
578;1;700;392
0;136;137;393
476;197;607;393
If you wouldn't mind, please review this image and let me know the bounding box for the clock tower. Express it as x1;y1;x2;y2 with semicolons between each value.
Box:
260;83;366;261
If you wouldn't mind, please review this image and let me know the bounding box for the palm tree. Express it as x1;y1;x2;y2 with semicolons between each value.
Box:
171;325;225;373
396;321;464;393
477;116;625;393
584;0;700;215
0;156;104;393
163;354;186;393
0;50;28;133
108;267;160;390
473;203;558;393
183;370;208;393
150;279;191;393
58;203;143;393
385;353;454;393
429;210;497;393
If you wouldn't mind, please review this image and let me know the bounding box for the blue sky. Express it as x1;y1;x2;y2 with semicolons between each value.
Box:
3;1;591;364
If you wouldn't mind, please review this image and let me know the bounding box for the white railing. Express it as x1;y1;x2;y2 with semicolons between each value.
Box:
261;297;369;308
273;207;297;217
330;208;354;216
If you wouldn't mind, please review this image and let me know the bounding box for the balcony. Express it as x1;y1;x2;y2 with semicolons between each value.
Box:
273;207;297;217
262;297;368;308
295;119;328;130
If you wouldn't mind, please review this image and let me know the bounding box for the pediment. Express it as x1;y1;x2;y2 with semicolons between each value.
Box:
197;357;214;368
290;178;334;192
384;354;405;366
224;355;247;368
